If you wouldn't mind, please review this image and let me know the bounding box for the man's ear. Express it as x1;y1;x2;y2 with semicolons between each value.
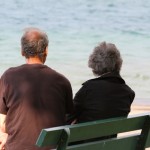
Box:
45;47;48;55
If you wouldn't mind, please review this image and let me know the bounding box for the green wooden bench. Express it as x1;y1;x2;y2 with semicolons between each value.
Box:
36;113;150;150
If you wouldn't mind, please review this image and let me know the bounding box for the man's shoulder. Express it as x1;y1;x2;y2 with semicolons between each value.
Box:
43;66;71;84
2;65;22;75
52;69;71;83
6;64;28;72
0;65;24;80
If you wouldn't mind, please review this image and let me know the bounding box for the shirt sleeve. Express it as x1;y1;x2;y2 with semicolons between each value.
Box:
65;81;74;114
0;76;8;115
73;85;86;115
66;85;86;124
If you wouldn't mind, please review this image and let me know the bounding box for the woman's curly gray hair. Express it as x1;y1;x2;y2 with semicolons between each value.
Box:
88;41;123;76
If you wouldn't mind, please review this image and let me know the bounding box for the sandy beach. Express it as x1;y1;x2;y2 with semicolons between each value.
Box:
130;104;150;115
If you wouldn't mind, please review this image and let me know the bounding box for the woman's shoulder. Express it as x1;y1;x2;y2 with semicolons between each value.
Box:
82;77;102;86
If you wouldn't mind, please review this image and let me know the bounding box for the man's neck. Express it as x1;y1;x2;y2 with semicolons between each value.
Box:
26;57;43;64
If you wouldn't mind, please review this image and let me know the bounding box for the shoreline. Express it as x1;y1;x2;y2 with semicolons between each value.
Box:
130;104;150;115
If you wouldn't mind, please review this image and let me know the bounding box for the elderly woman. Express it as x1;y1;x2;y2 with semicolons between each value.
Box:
68;41;135;124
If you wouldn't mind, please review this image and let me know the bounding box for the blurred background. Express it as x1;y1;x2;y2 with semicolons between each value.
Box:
0;0;150;105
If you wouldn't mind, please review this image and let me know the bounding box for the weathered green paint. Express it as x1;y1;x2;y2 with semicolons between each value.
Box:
36;114;150;150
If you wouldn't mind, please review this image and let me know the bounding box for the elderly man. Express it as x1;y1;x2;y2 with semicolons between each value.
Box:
0;28;73;150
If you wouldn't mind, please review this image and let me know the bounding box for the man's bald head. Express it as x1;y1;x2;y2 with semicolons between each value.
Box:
21;28;49;62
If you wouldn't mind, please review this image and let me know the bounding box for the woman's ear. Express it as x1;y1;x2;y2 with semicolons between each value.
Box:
21;50;25;56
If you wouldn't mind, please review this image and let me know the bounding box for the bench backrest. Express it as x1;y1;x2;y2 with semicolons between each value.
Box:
36;114;150;150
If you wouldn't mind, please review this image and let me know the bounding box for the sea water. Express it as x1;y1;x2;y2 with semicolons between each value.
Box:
0;0;150;105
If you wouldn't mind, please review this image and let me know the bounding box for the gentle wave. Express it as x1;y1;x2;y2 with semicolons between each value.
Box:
0;0;150;104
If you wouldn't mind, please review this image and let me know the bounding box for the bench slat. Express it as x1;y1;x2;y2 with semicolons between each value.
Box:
68;116;146;142
36;114;150;149
36;115;147;147
36;128;63;147
67;135;140;150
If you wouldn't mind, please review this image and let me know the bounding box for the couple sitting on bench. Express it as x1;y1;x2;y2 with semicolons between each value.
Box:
0;27;136;150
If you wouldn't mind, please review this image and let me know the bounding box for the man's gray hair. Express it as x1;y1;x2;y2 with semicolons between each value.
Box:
21;27;49;58
88;41;123;76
